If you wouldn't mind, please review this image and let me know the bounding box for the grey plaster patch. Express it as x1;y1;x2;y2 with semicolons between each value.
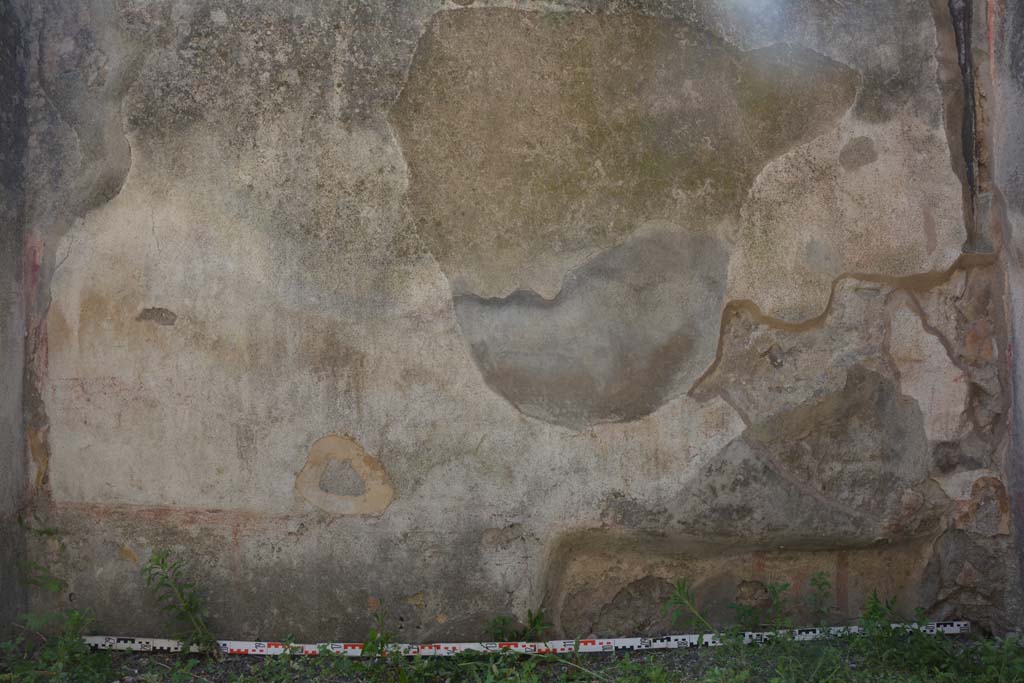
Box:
31;0;135;219
320;457;366;498
454;222;728;429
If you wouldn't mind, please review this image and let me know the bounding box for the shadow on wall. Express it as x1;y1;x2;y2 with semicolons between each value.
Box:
0;0;28;635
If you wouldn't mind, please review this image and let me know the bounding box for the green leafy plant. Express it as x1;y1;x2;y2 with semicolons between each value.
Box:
141;549;217;656
0;610;112;683
487;608;551;642
807;571;833;627
487;615;517;641
764;581;792;631
769;642;846;683
855;589;900;668
521;608;551;642
611;654;672;683
705;665;752;683
729;601;762;633
22;560;68;594
727;581;791;634
662;578;717;637
361;609;395;658
976;634;1024;683
8;567;1024;683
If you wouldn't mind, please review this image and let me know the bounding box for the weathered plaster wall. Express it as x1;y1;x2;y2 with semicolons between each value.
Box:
0;0;28;633
990;0;1024;596
12;0;1023;639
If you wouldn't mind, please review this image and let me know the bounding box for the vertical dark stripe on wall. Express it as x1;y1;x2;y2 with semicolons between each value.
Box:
0;0;29;634
949;0;979;241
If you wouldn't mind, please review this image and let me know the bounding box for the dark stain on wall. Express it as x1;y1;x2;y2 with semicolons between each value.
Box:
135;307;177;326
0;0;28;634
839;136;878;172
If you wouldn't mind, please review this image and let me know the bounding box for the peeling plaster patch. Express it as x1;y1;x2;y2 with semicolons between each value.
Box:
888;296;967;442
295;435;394;516
545;532;937;637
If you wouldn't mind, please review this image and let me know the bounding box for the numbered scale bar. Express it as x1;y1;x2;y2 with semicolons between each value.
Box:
84;620;970;657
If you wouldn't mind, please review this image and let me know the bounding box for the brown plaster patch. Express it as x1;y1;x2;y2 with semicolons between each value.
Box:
294;435;394;516
119;545;139;564
454;224;728;428
27;425;49;491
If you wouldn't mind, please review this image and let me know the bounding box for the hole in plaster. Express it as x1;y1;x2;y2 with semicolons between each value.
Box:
294;435;394;516
136;307;178;326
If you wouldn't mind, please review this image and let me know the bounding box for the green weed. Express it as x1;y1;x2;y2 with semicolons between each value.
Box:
807;572;832;627
6;558;1024;683
142;549;218;656
0;610;111;683
487;609;552;642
